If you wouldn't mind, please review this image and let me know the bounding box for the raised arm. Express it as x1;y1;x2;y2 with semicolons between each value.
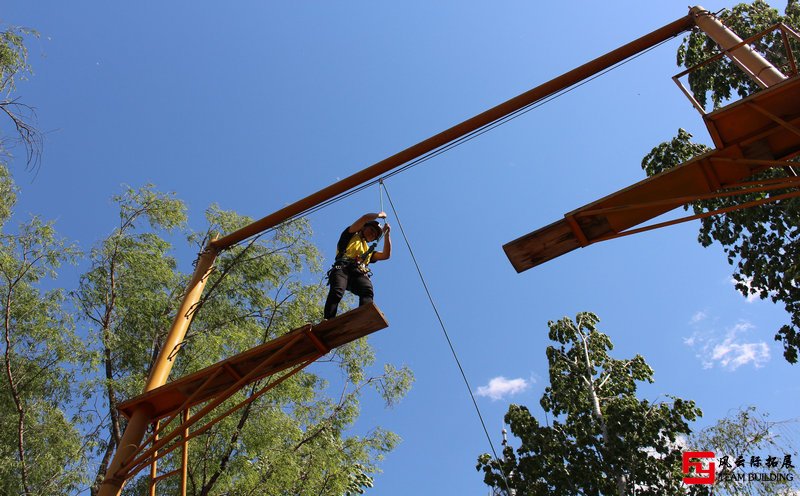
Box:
347;211;387;233
371;223;392;261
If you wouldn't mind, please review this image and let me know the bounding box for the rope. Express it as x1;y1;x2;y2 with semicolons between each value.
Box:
381;182;513;494
379;180;385;214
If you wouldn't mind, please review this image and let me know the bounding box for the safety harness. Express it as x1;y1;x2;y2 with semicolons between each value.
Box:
326;225;384;281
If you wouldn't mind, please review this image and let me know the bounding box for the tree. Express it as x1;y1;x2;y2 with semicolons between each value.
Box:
477;312;701;495
75;185;188;495
76;188;413;495
0;24;41;172
642;0;800;363
0;163;87;495
0;25;87;495
688;406;800;495
1;17;411;495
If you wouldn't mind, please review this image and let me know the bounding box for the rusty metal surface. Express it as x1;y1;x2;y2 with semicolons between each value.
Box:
704;76;800;152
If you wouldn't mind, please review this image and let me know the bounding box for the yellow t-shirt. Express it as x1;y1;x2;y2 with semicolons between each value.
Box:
336;229;373;264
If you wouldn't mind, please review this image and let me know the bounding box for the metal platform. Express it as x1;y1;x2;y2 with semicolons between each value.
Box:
118;303;389;421
504;76;800;273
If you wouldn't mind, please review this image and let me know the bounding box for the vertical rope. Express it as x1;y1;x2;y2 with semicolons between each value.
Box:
381;181;513;494
379;179;385;214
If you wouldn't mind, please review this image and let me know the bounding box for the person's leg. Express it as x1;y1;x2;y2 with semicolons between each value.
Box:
324;268;348;319
347;271;374;307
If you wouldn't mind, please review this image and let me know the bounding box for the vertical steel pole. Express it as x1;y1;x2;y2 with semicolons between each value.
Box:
181;409;190;496
98;245;218;496
691;5;786;87
149;420;159;496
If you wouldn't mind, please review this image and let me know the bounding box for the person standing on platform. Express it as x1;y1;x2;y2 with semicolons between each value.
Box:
323;212;391;320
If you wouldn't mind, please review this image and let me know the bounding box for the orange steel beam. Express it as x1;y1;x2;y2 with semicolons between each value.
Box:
576;175;800;218
148;421;159;496
209;13;696;252
593;188;800;243
181;410;189;496
691;6;786;87
503;150;800;272
673;23;800;115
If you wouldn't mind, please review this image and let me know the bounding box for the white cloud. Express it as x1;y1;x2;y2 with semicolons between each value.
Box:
684;320;771;370
690;311;707;324
711;341;770;370
476;376;529;401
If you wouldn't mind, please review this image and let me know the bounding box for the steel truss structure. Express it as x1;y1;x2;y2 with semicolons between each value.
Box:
98;7;799;495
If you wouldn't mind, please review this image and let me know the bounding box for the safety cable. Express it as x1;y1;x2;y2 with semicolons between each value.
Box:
226;33;677;252
381;182;513;494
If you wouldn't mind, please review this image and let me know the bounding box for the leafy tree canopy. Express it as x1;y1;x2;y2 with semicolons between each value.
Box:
643;0;800;363
477;313;701;496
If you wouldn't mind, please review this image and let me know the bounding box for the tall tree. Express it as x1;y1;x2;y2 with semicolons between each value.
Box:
0;23;87;496
477;312;701;495
0;163;87;495
76;185;188;495
642;0;800;362
0;23;41;171
688;406;800;495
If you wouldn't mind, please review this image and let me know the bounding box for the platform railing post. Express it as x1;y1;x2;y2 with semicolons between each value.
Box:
98;243;218;496
181;409;190;496
149;420;159;496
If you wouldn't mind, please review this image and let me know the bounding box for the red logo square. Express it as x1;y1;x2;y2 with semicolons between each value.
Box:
683;451;716;484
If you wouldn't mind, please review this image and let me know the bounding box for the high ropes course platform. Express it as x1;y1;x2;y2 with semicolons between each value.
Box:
504;25;800;271
99;6;800;495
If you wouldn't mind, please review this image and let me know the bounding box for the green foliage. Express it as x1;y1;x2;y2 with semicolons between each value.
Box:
133;206;413;496
688;406;800;495
641;129;712;178
70;189;413;495
0;23;41;173
642;1;800;364
0;25;35;95
0;19;409;496
642;130;799;364
477;313;701;496
678;0;800;110
0;163;87;495
0;163;17;224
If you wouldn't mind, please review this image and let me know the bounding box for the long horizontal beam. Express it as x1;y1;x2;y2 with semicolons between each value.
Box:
210;13;696;251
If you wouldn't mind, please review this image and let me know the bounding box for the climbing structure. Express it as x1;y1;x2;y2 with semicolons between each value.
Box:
97;6;798;495
504;19;800;272
110;304;387;493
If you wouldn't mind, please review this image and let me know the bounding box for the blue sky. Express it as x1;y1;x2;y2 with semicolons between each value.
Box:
3;1;798;494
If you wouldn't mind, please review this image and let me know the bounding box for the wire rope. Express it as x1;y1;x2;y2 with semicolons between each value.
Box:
381;181;513;494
